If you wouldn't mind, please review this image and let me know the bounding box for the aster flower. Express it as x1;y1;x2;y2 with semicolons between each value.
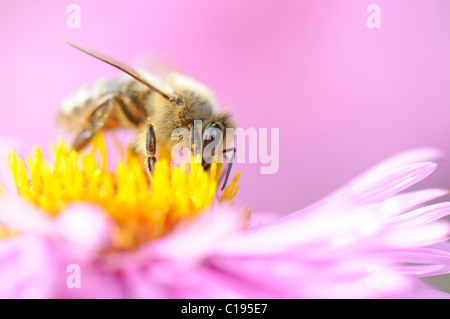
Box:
0;137;449;298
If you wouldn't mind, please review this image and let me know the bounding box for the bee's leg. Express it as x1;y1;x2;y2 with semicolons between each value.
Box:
71;95;116;151
72;129;96;151
220;147;236;191
145;123;157;175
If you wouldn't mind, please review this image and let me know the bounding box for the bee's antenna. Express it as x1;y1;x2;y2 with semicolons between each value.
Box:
64;41;180;104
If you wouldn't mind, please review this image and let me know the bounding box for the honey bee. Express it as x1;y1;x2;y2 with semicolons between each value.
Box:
58;42;236;189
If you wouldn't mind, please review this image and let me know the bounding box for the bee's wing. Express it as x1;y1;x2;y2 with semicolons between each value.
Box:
135;53;183;78
65;42;179;103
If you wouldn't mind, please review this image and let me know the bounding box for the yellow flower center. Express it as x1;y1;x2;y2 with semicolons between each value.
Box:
6;135;240;249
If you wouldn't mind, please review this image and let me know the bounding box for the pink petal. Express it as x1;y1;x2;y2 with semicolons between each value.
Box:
333;162;438;206
284;162;438;223
248;211;282;229
227;163;442;256
0;198;55;235
392;247;450;264
386;247;450;277
389;202;450;227
313;147;442;208
219;205;378;255
406;281;450;298
339;148;442;191
0;237;58;298
395;264;450;277
57;203;113;251
381;188;449;215
384;222;449;248
149;205;242;262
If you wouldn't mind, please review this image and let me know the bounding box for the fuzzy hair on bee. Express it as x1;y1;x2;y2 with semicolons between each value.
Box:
58;42;236;189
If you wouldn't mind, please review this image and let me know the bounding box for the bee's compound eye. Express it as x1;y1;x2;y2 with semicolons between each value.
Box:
203;121;222;141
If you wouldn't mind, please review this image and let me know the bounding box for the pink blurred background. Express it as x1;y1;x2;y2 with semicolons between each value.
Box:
1;0;450;217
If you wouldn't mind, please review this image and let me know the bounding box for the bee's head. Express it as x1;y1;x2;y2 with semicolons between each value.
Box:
188;113;234;171
198;116;236;191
